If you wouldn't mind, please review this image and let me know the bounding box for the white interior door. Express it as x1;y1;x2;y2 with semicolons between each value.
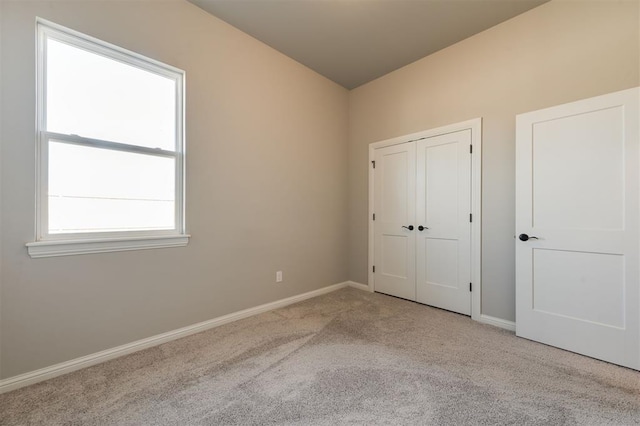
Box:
373;143;416;300
416;130;471;315
516;87;639;370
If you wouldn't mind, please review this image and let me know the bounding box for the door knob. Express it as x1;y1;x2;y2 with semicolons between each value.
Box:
402;225;414;231
518;234;539;241
418;225;429;231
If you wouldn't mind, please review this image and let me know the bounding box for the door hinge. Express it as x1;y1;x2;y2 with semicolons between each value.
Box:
469;282;472;292
371;160;376;169
470;145;473;154
373;213;375;221
373;265;375;273
469;213;473;223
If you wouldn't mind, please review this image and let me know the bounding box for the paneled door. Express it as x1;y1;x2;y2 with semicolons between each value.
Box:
373;143;416;300
515;88;639;370
416;130;471;315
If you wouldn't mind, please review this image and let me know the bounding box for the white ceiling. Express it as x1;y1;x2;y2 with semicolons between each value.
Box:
188;0;549;89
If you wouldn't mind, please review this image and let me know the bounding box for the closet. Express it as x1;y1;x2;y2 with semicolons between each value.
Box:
369;122;479;317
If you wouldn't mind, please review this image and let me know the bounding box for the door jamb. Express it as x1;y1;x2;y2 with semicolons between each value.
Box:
368;118;482;321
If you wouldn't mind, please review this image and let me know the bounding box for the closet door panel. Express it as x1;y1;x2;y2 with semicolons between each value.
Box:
416;130;471;315
373;143;416;300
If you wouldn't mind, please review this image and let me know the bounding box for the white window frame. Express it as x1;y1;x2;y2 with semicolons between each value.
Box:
27;18;189;258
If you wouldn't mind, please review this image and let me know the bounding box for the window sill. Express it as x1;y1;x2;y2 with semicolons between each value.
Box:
26;234;190;258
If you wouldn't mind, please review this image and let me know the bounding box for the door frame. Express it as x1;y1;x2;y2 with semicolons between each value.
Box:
368;118;482;321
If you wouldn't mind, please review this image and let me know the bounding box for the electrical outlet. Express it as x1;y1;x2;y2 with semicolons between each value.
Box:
276;270;283;283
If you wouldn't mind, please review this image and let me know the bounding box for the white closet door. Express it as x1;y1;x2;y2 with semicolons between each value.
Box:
374;143;416;300
516;88;639;370
415;130;471;315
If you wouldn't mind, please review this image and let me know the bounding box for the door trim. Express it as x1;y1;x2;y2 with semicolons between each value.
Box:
368;118;482;321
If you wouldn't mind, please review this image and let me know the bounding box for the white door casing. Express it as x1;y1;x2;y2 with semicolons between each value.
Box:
416;130;472;315
515;87;639;370
369;119;481;320
373;143;416;301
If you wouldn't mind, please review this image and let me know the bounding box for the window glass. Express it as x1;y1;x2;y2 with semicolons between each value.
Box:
48;141;175;233
46;38;177;150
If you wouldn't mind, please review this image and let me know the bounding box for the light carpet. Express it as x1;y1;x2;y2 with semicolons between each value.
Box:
1;287;639;425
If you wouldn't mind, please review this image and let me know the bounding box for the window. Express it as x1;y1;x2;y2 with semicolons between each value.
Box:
27;19;188;258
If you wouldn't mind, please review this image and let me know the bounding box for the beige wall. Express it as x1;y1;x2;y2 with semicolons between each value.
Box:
348;0;640;321
0;0;349;379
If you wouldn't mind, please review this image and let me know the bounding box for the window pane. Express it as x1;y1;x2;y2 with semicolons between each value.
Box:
48;141;175;234
46;38;176;150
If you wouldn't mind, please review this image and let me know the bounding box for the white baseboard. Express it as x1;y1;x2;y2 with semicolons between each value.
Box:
346;281;371;292
0;281;351;394
478;314;516;332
